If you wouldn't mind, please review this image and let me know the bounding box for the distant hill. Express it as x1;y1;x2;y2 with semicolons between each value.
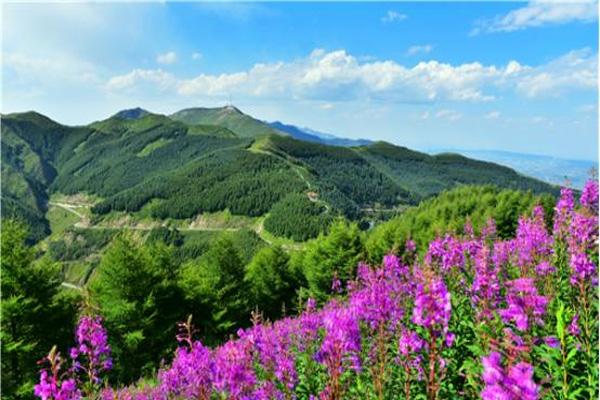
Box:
429;148;597;189
170;106;283;138
112;107;151;120
268;121;371;147
1;107;559;241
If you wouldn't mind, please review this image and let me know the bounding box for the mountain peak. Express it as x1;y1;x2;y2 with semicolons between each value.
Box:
222;104;242;114
112;107;150;120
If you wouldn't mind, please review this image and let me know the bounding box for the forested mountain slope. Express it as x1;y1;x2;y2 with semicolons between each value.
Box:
1;112;93;240
1;107;559;242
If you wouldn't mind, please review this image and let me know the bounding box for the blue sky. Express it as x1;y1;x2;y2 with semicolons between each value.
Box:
2;1;598;160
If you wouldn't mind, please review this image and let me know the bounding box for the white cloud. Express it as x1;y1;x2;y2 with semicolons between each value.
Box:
4;52;100;85
435;109;462;121
106;69;176;91
531;115;556;127
105;48;597;104
156;51;177;65
319;103;334;110
579;103;597;113
472;0;598;34
514;48;597;98
192;52;202;60
420;111;431;120
485;111;501;119
407;44;433;56
381;11;407;23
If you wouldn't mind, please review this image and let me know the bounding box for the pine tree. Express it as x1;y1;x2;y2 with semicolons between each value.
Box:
91;234;184;383
245;245;293;319
1;220;78;399
302;219;363;302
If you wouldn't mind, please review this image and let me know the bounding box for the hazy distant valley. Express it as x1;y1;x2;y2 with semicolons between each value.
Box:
430;148;597;189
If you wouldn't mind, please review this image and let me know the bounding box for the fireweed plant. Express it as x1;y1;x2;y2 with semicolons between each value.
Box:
35;181;599;400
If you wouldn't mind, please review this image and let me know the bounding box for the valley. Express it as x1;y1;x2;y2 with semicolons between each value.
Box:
1;105;570;399
1;106;558;244
2;105;561;288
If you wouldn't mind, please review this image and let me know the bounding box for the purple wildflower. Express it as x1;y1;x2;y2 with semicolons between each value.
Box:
553;187;575;237
481;352;538;400
580;179;599;213
514;207;553;271
425;235;465;272
568;314;581;336
405;239;416;253
498;278;548;332
534;261;556;276
69;315;112;385
34;348;81;400
315;306;362;373
412;275;452;334
158;341;214;399
544;336;560;348
471;246;501;320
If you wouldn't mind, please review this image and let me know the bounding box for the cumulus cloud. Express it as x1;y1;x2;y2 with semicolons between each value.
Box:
472;0;598;34
106;69;176;91
485;111;501;119
4;52;100;85
407;44;433;56
105;48;597;104
435;109;462;121
381;11;407;23
514;48;597;98
192;52;202;60
156;51;177;65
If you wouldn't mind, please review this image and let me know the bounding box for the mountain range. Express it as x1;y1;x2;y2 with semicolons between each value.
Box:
1;106;558;241
429;148;597;190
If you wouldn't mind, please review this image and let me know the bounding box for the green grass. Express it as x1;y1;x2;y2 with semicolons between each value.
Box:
47;206;79;238
137;138;174;157
255;217;304;248
62;261;93;285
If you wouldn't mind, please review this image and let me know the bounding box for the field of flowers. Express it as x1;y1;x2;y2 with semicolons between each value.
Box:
35;181;599;400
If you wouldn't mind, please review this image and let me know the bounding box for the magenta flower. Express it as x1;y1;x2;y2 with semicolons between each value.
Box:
568;314;581;336
405;239;416;253
425;235;465;272
580;179;599;213
69;315;112;385
513;206;553;270
213;340;256;398
544;336;560;348
498;278;548;332
34;348;81;400
481;352;538;400
315;305;362;373
471;246;501;320
569;252;597;286
553;187;575;237
534;261;556;276
158;341;214;399
412;275;452;334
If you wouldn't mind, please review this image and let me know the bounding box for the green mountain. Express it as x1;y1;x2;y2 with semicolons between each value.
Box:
1;112;93;240
170;105;284;138
0;107;559;242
